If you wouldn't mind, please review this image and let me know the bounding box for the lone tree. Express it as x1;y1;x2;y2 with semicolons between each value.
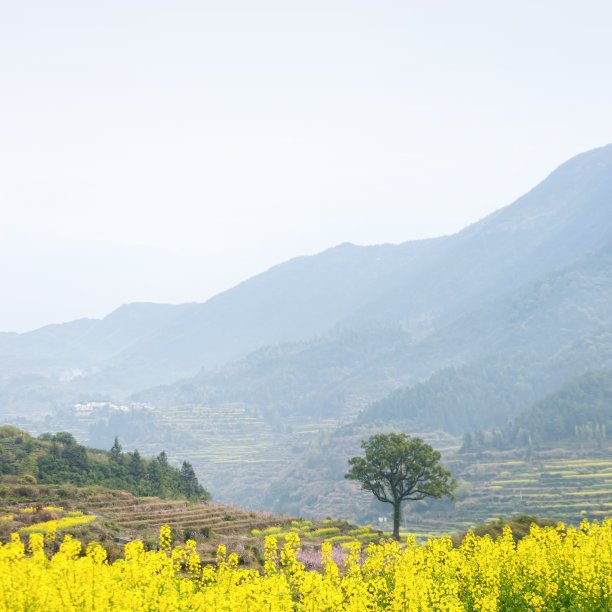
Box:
345;433;456;540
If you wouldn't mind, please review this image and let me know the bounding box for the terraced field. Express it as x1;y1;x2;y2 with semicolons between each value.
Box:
26;402;344;508
398;444;612;537
1;483;384;568
84;495;257;533
20;407;612;540
145;404;348;507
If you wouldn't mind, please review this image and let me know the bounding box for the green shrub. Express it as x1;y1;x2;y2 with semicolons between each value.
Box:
183;528;196;542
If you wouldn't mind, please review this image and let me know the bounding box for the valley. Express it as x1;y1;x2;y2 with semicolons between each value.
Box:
2;144;612;536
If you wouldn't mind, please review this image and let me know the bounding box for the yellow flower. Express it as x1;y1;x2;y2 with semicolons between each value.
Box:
0;519;611;610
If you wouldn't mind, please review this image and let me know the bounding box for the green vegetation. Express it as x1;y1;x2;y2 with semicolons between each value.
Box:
0;426;209;502
463;369;612;452
31;403;350;516
451;514;558;546
412;447;612;535
255;417;612;539
346;433;456;540
359;325;612;436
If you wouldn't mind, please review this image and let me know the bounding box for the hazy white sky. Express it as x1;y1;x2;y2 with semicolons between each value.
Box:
2;1;611;332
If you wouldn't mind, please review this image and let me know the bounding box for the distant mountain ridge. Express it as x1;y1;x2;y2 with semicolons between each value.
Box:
132;144;612;422
135;238;612;428
2;143;612;428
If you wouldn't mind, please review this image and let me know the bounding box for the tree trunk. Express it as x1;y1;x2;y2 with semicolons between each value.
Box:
392;499;402;541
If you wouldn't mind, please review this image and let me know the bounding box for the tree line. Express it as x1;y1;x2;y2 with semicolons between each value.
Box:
0;426;210;502
460;369;612;452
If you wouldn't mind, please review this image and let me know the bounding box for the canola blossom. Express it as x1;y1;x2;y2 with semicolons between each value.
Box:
0;520;611;610
18;510;96;535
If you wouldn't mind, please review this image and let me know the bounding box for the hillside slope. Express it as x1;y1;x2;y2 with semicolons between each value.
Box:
4;144;612;414
137;232;612;426
259;371;612;530
0;425;209;502
94;142;612;392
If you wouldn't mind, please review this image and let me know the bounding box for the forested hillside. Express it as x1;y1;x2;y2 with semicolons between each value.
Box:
138;237;612;427
464;369;612;451
358;322;612;434
0;426;209;501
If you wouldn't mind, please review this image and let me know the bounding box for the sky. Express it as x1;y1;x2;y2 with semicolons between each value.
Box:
2;1;612;333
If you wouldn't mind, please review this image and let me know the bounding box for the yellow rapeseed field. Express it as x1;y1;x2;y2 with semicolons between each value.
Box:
1;520;611;610
18;511;96;537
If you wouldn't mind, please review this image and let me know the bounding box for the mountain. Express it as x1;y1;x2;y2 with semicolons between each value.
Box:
0;303;195;419
3;143;612;522
0;303;193;375
355;240;612;432
472;368;612;450
344;143;612;328
0;240;449;404
134;144;612;424
3;144;612;412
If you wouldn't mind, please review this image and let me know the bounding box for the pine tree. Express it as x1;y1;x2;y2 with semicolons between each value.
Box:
110;437;122;462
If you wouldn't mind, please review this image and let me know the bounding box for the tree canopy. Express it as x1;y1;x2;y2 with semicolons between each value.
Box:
345;433;456;540
0;427;211;502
